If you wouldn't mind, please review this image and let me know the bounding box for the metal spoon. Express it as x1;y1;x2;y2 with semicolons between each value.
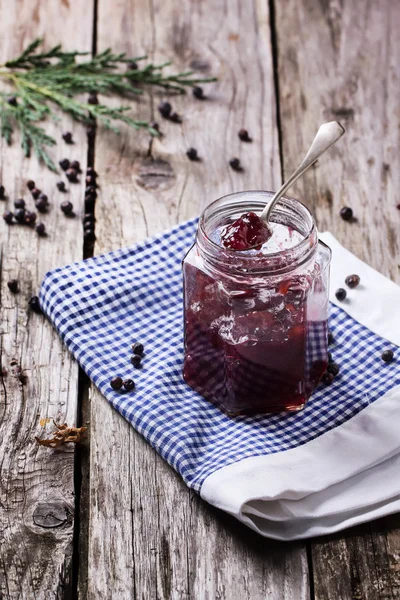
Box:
260;121;345;223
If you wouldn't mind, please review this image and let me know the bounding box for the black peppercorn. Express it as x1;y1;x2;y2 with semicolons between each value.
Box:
192;86;205;100
186;148;199;161
340;206;353;221
56;181;66;192
7;96;17;106
24;210;37;226
28;296;42;313
0;185;5;199
31;188;41;200
66;168;78;183
3;210;13;224
229;158;241;171
84;229;96;242
27;180;35;190
59;158;70;171
61;200;74;215
36;222;46;236
158;101;172;118
123;379;135;392
322;371;335;385
88;92;99;105
14;208;26;224
238;129;252;142
110;376;123;390
35;198;48;213
130;354;142;368
62;131;73;144
327;362;340;376
7;279;19;293
71;160;81;172
169;112;182;123
14;199;25;209
381;350;394;363
345;274;360;289
335;288;347;301
132;342;144;356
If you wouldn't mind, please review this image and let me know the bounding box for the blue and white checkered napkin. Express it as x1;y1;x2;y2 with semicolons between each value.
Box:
40;220;400;540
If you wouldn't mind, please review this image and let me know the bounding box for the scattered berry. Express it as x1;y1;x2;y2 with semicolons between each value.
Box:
38;193;48;203
345;274;360;289
340;206;353;221
66;168;78;183
14;208;26;224
192;86;205;100
36;222;46;236
127;61;138;70
7;279;19;293
123;379;135;392
14;199;25;209
59;158;70;171
35;198;48;213
3;211;13;224
84;229;96;242
381;350;394;363
186;148;199;161
27;180;35;190
24;210;37;226
31;188;41;200
130;354;142;368
110;376;123;390
322;371;335;385
83;214;95;224
158;101;172;118
86;175;97;187
229;157;241;171
335;288;347;301
56;181;66;192
169;112;182;123
238;129;251;142
71;160;81;172
149;121;160;132
132;342;144;356
28;296;42;313
88;92;99;105
62;131;73;144
61;200;73;215
327;362;340;376
7;96;17;106
87;167;97;177
0;185;5;200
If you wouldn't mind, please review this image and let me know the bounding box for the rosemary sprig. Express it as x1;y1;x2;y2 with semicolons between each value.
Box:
0;39;216;171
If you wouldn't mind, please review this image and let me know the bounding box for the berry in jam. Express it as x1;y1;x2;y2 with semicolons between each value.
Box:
220;211;272;250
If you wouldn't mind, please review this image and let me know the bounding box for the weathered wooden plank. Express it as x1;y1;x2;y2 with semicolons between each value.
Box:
0;2;93;597
87;0;309;598
274;0;400;598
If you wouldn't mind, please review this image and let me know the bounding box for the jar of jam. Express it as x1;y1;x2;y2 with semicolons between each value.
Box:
182;191;331;415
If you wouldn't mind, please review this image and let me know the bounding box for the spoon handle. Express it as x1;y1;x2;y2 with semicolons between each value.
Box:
260;121;345;222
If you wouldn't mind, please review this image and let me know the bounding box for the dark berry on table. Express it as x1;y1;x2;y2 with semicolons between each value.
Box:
88;92;99;105
28;296;42;314
238;129;252;142
83;213;95;224
130;354;142;368
127;61;138;70
149;121;160;132
27;180;35;190
14;208;25;224
7;279;19;293
14;199;25;209
61;200;73;215
192;86;205;100
186;148;199;161
110;376;123;390
71;160;81;172
35;222;46;236
340;206;353;221
83;222;94;232
0;185;4;200
328;352;333;363
345;274;360;289
86;175;97;187
381;350;394;363
35;198;48;213
84;229;96;242
132;342;144;356
56;180;66;192
66;168;78;183
169;112;182;123
62;131;73;144
85;186;97;197
59;158;70;171
31;188;41;199
335;288;347;301
327;362;340;376
322;371;335;385
3;211;13;224
123;379;135;392
229;157;242;171
158;101;172;118
24;210;37;226
38;193;48;203
328;331;334;345
7;96;17;106
87;167;97;177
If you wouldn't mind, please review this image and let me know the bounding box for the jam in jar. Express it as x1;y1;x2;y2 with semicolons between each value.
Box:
182;191;331;415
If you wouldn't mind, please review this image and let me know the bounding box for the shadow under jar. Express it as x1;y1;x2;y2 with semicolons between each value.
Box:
182;191;331;415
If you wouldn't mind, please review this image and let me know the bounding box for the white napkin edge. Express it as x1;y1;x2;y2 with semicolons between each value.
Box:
200;233;400;540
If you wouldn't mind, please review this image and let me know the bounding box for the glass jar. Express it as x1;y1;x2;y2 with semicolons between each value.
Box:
182;191;331;415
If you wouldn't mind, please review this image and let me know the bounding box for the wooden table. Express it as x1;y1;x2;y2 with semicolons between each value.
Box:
1;1;399;598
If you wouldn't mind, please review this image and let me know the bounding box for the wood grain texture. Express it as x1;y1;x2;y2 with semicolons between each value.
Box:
87;0;309;598
0;2;93;597
274;0;400;598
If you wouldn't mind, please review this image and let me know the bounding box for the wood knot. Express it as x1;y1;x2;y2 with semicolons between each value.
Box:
32;501;73;529
135;157;175;190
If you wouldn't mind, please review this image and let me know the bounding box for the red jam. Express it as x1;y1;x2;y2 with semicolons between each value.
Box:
183;196;331;415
